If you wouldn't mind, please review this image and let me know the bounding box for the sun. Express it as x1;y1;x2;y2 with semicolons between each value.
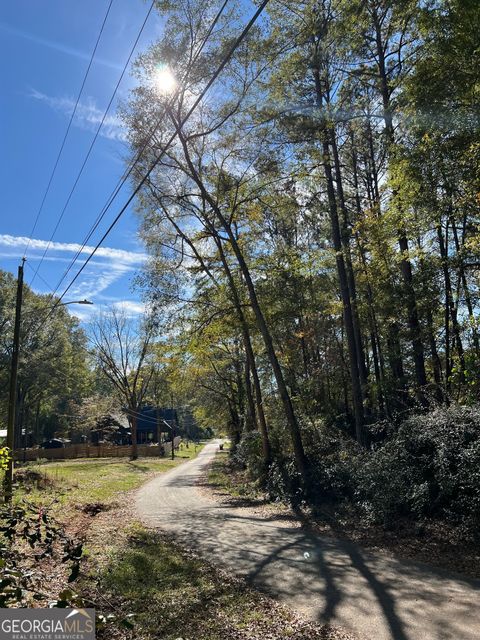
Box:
153;65;176;95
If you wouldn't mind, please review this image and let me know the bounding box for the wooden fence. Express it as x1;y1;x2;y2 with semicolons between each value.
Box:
14;436;182;462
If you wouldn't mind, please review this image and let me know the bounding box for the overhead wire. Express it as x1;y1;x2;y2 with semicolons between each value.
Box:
29;0;157;287
24;260;54;291
48;0;270;321
23;0;115;259
46;0;230;301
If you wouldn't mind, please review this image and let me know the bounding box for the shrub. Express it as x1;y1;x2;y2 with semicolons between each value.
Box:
233;431;264;478
302;423;361;502
265;455;304;504
355;404;480;535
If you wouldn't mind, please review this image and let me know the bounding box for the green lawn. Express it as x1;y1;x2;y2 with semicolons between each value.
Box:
14;442;203;507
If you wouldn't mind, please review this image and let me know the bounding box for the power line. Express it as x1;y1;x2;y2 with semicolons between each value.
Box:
24;260;54;291
29;0;156;287
26;0;231;341
50;0;269;319
23;0;115;259
46;0;230;301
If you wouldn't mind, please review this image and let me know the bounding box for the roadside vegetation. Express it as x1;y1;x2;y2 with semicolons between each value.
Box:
208;416;480;579
121;0;478;577
0;446;201;608
2;445;354;639
1;0;479;622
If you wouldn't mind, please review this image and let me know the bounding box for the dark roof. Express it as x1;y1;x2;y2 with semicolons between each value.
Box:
136;407;177;432
92;413;129;432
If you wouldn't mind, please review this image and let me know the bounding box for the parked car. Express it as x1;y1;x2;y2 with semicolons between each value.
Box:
40;438;65;449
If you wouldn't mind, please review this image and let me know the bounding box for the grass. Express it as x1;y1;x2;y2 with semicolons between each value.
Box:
7;442;348;639
96;526;337;640
14;442;203;509
207;450;264;501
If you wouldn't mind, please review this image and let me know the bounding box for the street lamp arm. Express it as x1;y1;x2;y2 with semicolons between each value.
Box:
59;299;94;306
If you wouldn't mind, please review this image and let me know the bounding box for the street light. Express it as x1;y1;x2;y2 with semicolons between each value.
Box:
60;299;94;306
4;271;94;501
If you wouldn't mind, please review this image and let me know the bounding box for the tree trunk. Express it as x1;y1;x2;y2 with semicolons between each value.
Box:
311;61;365;444
130;412;138;460
172;125;302;476
213;236;272;466
244;350;256;432
450;213;480;355
437;220;466;384
330;128;370;413
373;8;428;398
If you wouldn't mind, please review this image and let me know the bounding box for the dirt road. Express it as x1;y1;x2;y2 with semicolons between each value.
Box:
136;441;480;640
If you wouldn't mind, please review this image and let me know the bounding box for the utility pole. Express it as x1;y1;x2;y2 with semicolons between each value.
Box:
4;259;25;501
170;394;175;460
156;406;162;457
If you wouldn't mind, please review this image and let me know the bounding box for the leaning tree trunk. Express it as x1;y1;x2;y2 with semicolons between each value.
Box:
213;235;272;466
172;126;304;477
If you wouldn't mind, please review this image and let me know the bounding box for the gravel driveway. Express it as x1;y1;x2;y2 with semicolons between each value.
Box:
136;441;480;640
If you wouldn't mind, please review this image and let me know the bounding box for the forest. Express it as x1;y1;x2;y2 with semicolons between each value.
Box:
120;0;480;536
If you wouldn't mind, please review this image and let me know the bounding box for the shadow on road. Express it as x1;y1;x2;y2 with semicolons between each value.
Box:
137;447;480;640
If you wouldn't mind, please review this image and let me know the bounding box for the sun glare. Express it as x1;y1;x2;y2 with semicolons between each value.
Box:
153;66;176;95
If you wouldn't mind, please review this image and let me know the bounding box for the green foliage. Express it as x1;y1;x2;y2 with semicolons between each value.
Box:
355;406;480;536
0;447;10;471
0;501;83;606
0;269;93;446
233;431;264;477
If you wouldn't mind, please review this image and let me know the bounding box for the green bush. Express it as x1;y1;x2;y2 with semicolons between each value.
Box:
305;425;361;501
354;405;480;535
265;455;304;504
233;431;264;478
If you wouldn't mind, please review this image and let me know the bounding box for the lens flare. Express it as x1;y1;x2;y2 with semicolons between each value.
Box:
153;65;176;95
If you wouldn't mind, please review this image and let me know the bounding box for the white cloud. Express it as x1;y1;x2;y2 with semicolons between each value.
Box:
29;88;127;141
68;263;134;299
0;22;123;71
112;300;146;316
0;234;146;265
0;234;146;308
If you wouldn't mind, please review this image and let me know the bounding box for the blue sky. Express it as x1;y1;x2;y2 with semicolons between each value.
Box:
0;0;165;320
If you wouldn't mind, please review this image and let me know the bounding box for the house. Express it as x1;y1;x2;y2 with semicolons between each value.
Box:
90;413;130;445
135;407;178;444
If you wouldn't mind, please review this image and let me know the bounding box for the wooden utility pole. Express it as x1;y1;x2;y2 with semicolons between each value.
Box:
170;395;175;460
157;406;162;456
4;259;25;501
